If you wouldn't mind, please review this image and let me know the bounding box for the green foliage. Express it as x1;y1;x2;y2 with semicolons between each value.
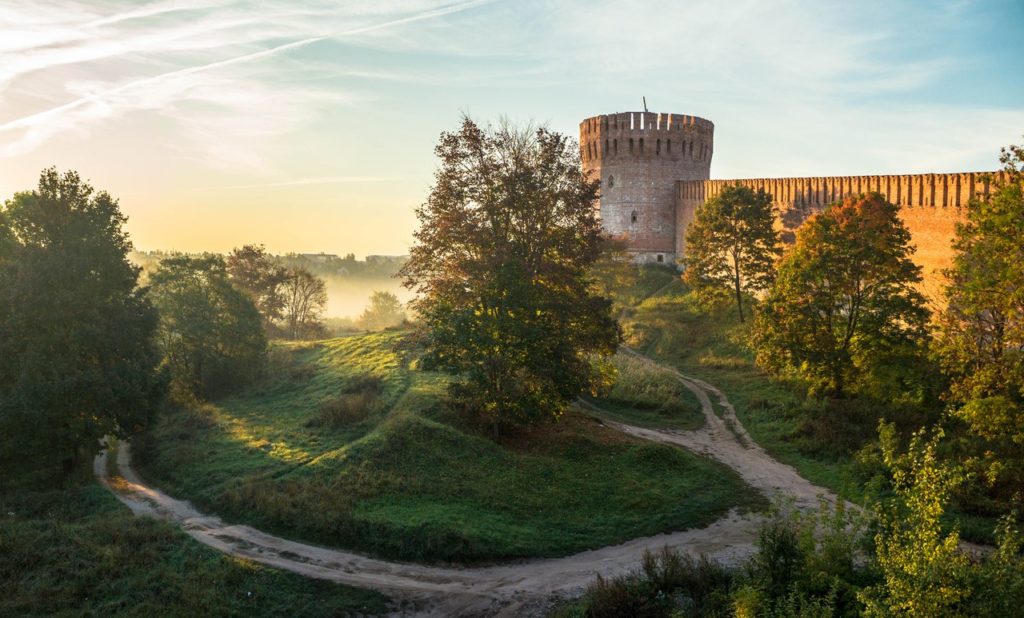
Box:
226;244;288;332
567;501;867;618
753;193;929;399
148;255;266;399
683;184;781;323
0;483;387;616
400;117;620;429
859;424;971;617
358;290;406;331
136;333;764;563
0;168;164;481
585;353;704;430
937;143;1024;505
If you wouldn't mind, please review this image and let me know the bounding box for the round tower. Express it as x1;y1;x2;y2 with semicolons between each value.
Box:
580;111;714;264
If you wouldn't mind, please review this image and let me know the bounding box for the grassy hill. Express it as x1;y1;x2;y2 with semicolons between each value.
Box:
0;482;387;617
136;331;765;564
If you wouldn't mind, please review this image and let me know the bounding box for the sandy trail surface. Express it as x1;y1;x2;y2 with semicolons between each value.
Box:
95;350;834;616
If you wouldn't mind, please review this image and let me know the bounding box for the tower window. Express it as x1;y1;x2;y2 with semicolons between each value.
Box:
639;138;644;152
629;138;634;153
608;175;614;188
630;211;638;224
657;254;664;263
614;139;618;154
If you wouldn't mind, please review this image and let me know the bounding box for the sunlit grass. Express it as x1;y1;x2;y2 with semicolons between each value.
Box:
137;330;766;564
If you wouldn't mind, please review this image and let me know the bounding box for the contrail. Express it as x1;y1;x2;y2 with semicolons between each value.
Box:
0;0;494;135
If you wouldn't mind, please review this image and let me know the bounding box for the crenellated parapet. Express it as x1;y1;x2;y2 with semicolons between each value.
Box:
579;112;714;166
679;171;1004;212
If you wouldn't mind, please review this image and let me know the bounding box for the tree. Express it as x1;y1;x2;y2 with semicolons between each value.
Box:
226;244;287;331
682;184;780;322
280;267;327;340
358;291;406;331
936;143;1024;504
400;117;620;430
0;169;164;479
752;193;929;398
148;255;266;398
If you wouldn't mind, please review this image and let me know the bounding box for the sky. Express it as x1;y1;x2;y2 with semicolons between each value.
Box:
1;0;1022;257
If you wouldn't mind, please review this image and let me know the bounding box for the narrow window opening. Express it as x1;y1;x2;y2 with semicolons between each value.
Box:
630;138;634;153
639;138;644;152
614;139;618;154
656;139;661;155
608;175;614;188
630;211;638;224
656;254;664;263
667;139;671;153
604;139;609;155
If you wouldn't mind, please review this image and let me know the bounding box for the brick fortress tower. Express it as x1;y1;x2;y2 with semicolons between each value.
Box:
579;111;714;264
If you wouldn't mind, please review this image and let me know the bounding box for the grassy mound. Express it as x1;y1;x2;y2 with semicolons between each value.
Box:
0;483;387;617
137;332;765;564
585;352;704;431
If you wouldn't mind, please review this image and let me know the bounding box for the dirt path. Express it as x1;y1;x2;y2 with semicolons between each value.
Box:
95;350;834;617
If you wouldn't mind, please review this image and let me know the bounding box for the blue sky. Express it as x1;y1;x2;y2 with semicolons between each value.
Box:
1;0;1021;255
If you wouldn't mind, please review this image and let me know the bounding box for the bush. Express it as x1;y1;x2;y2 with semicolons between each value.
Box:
306;374;383;429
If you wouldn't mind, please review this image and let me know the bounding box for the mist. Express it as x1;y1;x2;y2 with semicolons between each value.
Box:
323;276;415;318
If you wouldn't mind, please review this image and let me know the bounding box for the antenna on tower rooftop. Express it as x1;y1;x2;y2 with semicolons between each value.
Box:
642;96;648;113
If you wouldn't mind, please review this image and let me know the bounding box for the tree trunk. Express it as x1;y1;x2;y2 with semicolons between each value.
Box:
734;264;745;323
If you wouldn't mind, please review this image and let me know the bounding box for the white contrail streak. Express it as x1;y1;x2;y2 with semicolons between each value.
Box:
0;0;493;135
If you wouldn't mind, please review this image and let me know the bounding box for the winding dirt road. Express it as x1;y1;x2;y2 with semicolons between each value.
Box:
95;350;834;617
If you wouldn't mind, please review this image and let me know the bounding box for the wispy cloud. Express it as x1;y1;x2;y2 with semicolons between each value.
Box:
0;0;493;164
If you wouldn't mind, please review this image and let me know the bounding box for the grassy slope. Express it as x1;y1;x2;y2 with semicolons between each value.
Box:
137;332;765;564
584;352;704;431
620;272;1000;543
620;278;861;496
0;483;387;617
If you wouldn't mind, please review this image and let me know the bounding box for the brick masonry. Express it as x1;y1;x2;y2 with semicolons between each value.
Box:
582;110;1002;293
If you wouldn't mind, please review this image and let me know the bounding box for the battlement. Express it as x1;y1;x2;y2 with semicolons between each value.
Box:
677;172;1007;212
579;112;714;164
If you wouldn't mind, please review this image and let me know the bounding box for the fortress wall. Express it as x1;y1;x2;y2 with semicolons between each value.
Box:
581;112;713;262
676;172;1006;293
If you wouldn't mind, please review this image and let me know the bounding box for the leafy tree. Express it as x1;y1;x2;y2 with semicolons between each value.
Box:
860;424;971;617
753;193;929;398
358;291;406;331
281;267;327;340
683;185;780;322
0;169;164;480
226;244;287;331
148;255;266;398
936;144;1024;504
400;117;620;430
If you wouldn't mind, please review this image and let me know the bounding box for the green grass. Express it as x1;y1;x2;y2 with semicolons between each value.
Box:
0;482;388;617
622;291;862;497
585;352;704;431
136;331;766;564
